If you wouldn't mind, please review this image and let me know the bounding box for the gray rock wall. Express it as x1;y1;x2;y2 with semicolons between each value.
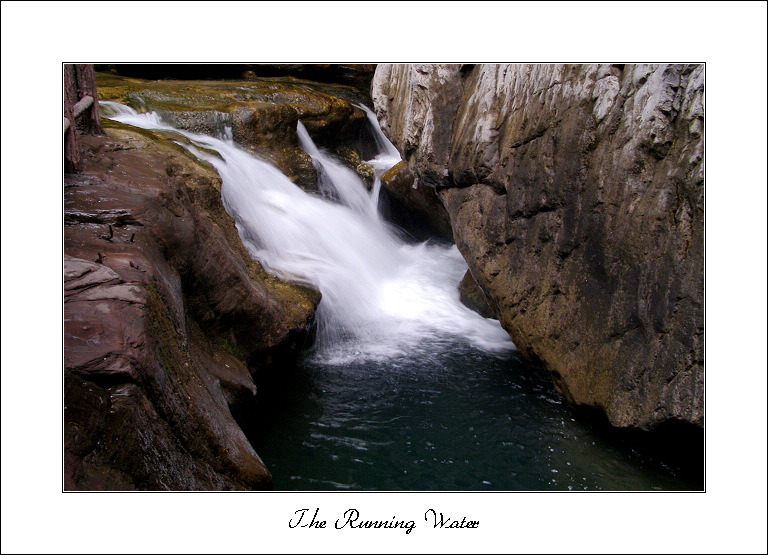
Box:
372;63;704;430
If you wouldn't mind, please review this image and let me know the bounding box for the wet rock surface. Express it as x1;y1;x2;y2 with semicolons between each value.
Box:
96;72;374;190
64;128;320;490
458;270;497;319
378;160;454;242
373;64;704;430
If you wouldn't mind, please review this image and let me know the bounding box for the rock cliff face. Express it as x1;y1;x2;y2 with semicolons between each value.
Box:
373;64;704;430
64;125;320;489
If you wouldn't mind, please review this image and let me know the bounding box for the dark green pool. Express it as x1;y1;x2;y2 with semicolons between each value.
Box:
249;340;703;491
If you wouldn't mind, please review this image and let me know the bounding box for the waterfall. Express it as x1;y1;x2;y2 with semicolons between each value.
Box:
296;120;380;223
355;103;401;160
354;103;402;210
101;101;514;363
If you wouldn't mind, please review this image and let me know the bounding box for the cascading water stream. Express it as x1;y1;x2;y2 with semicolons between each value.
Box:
354;103;402;213
102;100;514;363
295;120;380;224
355;102;401;160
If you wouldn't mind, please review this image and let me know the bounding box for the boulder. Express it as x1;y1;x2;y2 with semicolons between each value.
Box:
458;270;496;319
332;146;375;188
372;64;704;431
378;160;454;242
64;256;269;490
373;64;465;188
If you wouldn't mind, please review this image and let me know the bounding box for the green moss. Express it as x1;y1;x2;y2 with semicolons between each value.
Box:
144;282;158;296
95;71;363;116
141;282;191;381
221;338;248;362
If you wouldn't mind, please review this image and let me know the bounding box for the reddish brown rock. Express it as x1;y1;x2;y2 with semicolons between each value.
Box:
64;126;320;490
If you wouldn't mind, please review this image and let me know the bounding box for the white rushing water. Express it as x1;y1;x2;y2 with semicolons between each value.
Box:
102;101;514;363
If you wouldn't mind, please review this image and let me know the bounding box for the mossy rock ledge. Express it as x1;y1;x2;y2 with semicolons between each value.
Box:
96;72;373;190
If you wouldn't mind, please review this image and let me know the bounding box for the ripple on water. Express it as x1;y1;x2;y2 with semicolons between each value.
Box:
250;343;702;491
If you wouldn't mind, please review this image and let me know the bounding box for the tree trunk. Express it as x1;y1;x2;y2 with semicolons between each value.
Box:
74;64;103;135
64;64;104;173
63;64;81;173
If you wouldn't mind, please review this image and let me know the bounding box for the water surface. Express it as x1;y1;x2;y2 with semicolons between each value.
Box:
251;342;702;491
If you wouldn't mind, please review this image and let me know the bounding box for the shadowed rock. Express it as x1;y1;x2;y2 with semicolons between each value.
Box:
458;270;497;319
105;64;376;94
378;160;454;242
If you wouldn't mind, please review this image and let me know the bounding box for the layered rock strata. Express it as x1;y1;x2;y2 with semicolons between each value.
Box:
373;63;704;430
64;125;320;489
